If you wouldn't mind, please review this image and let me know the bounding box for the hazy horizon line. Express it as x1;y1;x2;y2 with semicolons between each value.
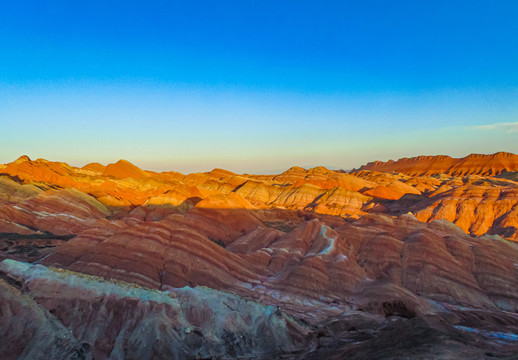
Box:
3;150;516;175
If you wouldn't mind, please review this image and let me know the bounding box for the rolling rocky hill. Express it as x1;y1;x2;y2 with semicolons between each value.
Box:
1;153;518;359
356;151;518;177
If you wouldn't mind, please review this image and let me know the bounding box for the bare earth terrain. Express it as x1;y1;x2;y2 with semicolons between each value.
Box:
1;153;518;359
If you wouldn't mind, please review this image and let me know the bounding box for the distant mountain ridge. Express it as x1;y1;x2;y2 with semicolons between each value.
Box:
2;152;518;242
355;151;518;176
2;152;518;358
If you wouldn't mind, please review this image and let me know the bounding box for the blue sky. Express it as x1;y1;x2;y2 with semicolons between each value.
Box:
1;1;517;173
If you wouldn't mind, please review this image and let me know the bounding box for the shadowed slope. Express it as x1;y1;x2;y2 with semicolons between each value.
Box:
2;154;518;358
2;154;518;241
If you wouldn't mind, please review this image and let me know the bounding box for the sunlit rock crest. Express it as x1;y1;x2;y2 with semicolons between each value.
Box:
1;153;518;358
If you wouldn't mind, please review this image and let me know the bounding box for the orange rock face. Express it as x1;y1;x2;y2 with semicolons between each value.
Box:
103;159;150;179
1;153;518;241
357;151;518;176
1;153;518;358
81;162;105;173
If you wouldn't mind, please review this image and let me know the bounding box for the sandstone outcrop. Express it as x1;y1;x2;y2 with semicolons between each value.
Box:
1;153;518;358
103;159;150;179
357;152;518;176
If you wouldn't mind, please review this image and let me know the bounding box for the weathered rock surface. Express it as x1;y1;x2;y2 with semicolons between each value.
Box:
2;154;518;240
1;154;518;358
103;159;150;180
0;260;311;359
357;152;518;177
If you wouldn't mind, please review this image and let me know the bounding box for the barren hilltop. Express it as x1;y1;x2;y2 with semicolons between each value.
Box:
1;153;518;359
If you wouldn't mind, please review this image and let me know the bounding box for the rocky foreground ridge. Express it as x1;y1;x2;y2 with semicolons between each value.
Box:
1;153;518;359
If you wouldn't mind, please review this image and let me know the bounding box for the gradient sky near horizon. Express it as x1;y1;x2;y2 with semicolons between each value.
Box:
1;1;518;173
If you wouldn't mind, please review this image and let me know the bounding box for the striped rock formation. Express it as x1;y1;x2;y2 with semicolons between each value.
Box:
1;153;518;358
